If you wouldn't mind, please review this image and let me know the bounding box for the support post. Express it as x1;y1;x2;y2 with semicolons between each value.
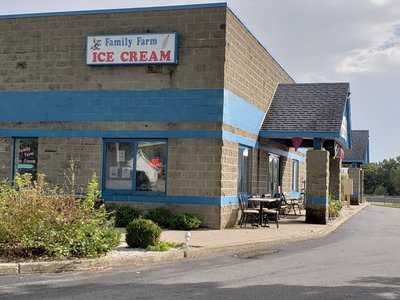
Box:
360;168;364;203
329;156;342;201
348;167;361;205
306;150;329;224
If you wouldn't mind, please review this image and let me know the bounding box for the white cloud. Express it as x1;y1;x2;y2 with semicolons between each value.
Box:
369;0;390;6
336;22;400;74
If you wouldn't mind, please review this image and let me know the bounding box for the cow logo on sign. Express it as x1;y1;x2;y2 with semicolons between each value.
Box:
90;38;102;51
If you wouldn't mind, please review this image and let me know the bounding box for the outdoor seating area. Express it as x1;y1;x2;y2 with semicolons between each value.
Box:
238;193;305;229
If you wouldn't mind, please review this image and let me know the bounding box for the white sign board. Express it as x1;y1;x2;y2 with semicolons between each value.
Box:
86;33;178;65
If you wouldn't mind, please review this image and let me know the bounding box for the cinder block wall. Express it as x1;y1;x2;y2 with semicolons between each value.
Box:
220;139;239;228
0;5;300;228
0;6;229;228
38;137;102;191
0;6;227;91
224;9;294;111
220;8;296;226
168;138;222;197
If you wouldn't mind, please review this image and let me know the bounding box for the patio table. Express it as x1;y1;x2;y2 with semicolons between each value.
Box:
285;196;302;215
248;197;281;226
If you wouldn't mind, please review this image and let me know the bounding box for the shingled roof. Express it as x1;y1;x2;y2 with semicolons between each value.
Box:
261;83;350;133
344;130;370;164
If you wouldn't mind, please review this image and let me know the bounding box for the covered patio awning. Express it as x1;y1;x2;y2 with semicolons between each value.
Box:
343;130;370;165
259;83;352;150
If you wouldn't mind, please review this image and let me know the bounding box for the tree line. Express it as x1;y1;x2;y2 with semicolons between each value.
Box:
364;156;400;195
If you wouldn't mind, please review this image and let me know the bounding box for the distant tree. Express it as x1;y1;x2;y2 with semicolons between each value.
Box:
364;156;400;196
374;185;386;195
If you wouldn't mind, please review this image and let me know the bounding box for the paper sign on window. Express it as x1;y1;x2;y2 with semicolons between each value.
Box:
121;167;131;179
109;166;119;178
117;151;125;162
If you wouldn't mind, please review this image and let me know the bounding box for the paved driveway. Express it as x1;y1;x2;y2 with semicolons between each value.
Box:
0;206;399;300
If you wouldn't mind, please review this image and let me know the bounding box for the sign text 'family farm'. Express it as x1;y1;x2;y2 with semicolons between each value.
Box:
86;33;178;65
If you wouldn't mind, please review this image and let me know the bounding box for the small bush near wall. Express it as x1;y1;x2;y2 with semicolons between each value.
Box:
107;205;141;228
145;208;174;229
126;219;162;249
328;195;343;219
171;213;202;230
0;174;121;260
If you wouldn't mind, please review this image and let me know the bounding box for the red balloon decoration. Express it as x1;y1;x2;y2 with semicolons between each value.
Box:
292;137;303;151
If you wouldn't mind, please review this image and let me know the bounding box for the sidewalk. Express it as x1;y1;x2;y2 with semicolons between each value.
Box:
0;203;368;276
162;203;368;257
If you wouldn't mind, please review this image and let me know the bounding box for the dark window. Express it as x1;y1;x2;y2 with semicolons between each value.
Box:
238;145;251;194
13;138;38;180
104;140;167;193
268;154;280;195
292;159;300;192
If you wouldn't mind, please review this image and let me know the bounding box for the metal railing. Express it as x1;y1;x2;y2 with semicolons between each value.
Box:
365;195;400;205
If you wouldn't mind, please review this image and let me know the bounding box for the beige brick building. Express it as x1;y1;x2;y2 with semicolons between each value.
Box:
0;3;315;228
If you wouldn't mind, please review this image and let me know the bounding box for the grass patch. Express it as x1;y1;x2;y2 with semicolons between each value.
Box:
146;241;183;252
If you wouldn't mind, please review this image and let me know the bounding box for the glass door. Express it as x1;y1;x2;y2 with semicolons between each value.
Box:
268;154;280;196
14;138;38;180
238;145;251;195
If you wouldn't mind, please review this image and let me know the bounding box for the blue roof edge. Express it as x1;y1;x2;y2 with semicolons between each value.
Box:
0;2;227;20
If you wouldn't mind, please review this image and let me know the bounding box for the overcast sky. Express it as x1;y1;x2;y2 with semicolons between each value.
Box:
1;0;399;162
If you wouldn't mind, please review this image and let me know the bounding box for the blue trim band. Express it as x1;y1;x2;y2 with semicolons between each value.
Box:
307;196;328;206
223;89;265;135
0;88;266;134
0;89;224;123
0;129;223;139
103;193;239;206
222;131;258;148
0;3;227;20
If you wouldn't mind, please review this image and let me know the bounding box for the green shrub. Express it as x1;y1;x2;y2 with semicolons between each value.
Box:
171;213;202;230
107;205;141;227
0;174;121;259
328;195;343;219
145;208;174;228
126;219;161;248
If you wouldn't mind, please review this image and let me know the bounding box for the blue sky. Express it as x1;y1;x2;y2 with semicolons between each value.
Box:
1;0;399;162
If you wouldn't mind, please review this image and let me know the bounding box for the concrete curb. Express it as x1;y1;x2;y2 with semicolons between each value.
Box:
0;263;19;276
16;250;185;275
0;203;368;276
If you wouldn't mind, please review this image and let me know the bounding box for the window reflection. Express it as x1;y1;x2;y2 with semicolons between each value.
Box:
136;141;167;193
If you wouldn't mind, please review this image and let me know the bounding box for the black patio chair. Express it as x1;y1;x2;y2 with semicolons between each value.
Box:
262;198;280;229
238;193;261;228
